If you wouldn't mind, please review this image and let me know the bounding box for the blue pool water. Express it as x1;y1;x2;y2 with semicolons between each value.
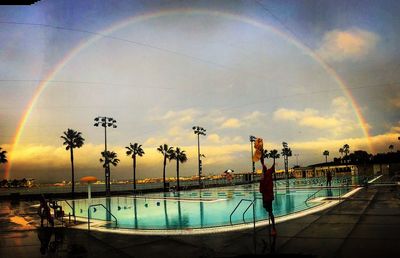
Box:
60;181;355;230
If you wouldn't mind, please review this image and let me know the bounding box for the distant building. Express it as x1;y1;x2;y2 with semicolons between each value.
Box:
292;162;381;179
292;166;315;178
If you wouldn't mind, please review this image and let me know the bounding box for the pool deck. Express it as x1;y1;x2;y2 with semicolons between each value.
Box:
1;184;399;258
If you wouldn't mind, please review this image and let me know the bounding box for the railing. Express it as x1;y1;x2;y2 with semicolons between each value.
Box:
229;198;253;225
242;197;263;223
87;204;118;231
305;188;324;203
55;199;76;224
305;184;355;206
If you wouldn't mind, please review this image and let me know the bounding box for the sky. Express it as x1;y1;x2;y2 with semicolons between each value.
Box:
0;0;399;182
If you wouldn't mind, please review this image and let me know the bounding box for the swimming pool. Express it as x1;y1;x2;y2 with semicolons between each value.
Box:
60;180;355;230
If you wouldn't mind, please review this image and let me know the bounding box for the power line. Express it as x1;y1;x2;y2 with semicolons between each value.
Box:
253;0;315;52
0;79;174;90
0;20;322;91
0;20;232;71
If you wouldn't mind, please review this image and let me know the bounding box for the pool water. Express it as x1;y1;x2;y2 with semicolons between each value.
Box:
61;182;353;230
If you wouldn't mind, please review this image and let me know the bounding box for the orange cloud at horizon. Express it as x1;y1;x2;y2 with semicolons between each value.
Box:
2;129;399;182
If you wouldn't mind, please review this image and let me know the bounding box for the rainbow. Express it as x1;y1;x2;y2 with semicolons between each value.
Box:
4;8;373;179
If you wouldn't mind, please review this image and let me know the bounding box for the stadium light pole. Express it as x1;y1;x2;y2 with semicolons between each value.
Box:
250;135;257;182
94;116;117;197
192;126;206;188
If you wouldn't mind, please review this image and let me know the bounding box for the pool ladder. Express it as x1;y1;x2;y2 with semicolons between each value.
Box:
87;203;118;231
229;197;263;226
55;199;77;224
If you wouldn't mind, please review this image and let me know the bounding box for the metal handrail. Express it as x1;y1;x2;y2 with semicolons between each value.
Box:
59;199;73;211
305;188;324;203
88;204;118;231
242;197;263;223
55;199;76;223
242;200;255;223
229;198;252;225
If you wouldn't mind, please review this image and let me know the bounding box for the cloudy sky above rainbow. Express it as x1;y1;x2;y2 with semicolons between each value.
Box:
0;0;399;182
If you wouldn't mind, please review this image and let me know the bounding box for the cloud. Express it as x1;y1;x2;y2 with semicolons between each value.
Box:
389;121;400;133
332;96;350;110
207;133;221;143
317;28;379;62
273;97;357;137
390;94;400;108
292;133;399;155
207;133;244;145
144;137;169;146
151;108;200;125
220;118;241;128
243;111;266;122
5;129;400;182
274;108;341;129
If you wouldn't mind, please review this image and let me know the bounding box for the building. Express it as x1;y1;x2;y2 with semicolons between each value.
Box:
292;162;377;179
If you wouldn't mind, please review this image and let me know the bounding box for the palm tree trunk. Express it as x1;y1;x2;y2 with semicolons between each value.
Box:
133;155;137;191
177;160;180;191
163;155;166;192
70;147;75;199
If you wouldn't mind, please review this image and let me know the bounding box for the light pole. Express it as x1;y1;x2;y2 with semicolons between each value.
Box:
193;126;206;188
94;116;117;197
250;135;257;182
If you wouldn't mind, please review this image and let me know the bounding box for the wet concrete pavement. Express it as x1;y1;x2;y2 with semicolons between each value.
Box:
1;184;399;257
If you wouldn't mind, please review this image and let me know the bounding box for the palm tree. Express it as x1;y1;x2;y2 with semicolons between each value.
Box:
339;147;344;163
61;129;85;198
126;143;145;191
262;149;269;163
389;144;394;153
99;151;120;187
281;147;293;159
169;147;188;191
269;149;280;165
0;147;7;164
323;150;329;163
157;144;174;192
269;149;280;182
343;144;350;163
281;146;292;187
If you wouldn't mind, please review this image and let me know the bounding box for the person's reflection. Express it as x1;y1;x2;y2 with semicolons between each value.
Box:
327;187;333;197
38;227;52;255
270;234;276;253
49;228;64;252
37;227;64;255
261;230;277;254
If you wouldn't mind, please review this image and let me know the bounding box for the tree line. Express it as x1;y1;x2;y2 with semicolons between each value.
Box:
322;142;400;165
61;128;189;196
